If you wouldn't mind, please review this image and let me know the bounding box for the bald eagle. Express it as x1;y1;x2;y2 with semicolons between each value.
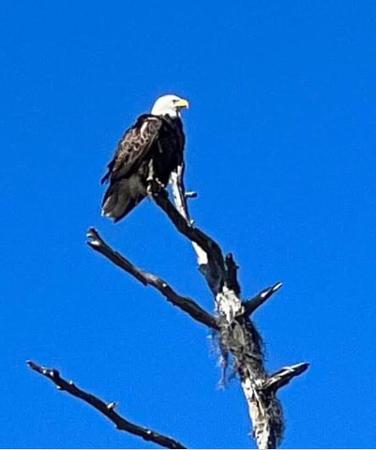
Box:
101;94;189;222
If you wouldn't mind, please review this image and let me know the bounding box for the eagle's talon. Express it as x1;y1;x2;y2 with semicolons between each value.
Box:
147;178;164;196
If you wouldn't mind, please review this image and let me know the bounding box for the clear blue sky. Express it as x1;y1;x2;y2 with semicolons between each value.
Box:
1;1;376;448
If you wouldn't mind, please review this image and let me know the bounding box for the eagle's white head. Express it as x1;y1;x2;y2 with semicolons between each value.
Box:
151;94;189;118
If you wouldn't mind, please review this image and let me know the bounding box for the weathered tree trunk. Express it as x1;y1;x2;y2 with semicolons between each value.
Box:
169;167;308;448
28;166;308;448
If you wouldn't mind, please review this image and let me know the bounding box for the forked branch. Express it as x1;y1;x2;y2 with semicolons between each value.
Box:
29;173;308;449
86;227;218;330
27;360;186;449
156;178;309;449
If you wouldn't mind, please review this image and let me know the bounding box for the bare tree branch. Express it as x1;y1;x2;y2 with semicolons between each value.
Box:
27;360;186;449
242;282;283;316
225;253;241;296
86;227;218;330
29;153;308;448
152;189;225;276
158;181;309;449
170;163;190;222
264;363;310;392
184;191;197;199
170;169;223;294
170;169;207;266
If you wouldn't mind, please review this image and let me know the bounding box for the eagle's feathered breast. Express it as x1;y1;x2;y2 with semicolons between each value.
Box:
152;116;184;185
101;114;185;222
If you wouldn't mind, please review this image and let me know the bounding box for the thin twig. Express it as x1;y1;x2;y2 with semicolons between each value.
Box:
185;191;197;199
242;282;283;316
86;228;218;330
264;363;310;392
27;360;186;449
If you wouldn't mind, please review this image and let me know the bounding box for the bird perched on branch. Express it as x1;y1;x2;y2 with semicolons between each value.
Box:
101;94;189;222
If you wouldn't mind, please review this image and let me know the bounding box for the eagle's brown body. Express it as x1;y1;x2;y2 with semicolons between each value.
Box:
101;114;185;222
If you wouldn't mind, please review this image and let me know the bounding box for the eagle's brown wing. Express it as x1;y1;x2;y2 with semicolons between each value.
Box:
101;114;162;184
101;114;163;222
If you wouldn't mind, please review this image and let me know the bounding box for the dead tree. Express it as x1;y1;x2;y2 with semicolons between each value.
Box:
28;167;309;448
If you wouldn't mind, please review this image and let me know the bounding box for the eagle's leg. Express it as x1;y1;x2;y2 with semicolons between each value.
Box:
146;159;163;196
146;158;154;184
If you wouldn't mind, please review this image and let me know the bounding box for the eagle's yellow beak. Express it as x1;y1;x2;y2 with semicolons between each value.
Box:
176;98;189;109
